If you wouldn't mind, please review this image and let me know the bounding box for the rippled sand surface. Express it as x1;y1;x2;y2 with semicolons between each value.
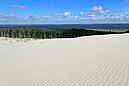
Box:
0;34;129;86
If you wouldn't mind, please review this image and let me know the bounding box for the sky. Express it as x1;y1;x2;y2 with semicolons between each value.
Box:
0;0;129;24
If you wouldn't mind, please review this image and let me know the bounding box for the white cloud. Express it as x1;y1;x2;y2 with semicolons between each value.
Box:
43;15;52;19
74;15;78;18
9;5;26;8
6;13;15;16
91;6;103;11
91;6;111;14
79;12;84;15
88;13;96;17
64;12;71;17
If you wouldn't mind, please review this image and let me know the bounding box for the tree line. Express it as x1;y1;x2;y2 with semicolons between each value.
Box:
0;27;128;39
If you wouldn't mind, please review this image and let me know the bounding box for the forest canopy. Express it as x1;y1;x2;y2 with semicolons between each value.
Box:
0;28;128;39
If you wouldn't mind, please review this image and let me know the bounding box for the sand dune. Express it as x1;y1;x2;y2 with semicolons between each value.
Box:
0;34;129;86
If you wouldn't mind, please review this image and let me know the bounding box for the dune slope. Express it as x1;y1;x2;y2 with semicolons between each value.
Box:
0;34;129;86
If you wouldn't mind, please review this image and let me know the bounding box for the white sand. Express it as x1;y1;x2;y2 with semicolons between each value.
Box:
0;34;129;86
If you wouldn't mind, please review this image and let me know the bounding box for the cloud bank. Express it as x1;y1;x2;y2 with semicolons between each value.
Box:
0;6;129;24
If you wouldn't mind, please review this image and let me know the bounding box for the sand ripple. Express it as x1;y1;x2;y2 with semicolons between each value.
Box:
0;34;129;86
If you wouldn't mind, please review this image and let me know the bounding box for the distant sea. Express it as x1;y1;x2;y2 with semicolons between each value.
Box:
0;24;129;30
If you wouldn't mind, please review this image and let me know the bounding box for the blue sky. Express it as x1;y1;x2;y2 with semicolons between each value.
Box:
0;0;129;24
